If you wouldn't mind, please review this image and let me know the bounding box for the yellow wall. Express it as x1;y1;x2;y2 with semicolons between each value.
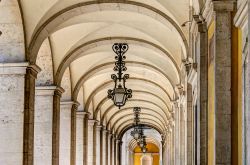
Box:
133;143;159;165
231;17;242;165
237;29;242;165
207;15;243;165
208;20;215;165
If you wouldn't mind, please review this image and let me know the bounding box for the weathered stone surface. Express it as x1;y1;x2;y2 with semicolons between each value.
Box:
76;112;84;165
0;1;25;63
59;102;72;165
34;88;54;165
36;39;54;86
61;67;72;101
0;74;25;165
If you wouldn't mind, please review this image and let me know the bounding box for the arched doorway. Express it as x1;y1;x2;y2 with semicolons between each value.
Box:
141;155;153;165
134;143;160;165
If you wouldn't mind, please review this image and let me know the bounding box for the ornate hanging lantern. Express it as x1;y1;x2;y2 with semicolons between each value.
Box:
141;146;147;153
131;107;143;140
139;136;147;153
108;43;132;109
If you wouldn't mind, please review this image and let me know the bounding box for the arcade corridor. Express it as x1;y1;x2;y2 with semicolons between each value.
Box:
0;0;250;165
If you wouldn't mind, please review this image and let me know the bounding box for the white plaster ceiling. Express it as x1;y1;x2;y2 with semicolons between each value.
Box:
20;0;191;136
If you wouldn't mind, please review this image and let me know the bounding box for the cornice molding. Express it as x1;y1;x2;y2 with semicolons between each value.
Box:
0;62;29;75
35;86;57;96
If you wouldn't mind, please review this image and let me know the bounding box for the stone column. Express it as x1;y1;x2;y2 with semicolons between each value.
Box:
0;63;30;165
83;113;89;165
34;86;56;165
161;141;165;165
213;1;235;164
100;127;104;165
110;135;113;165
193;15;208;165
76;111;84;165
245;0;250;163
171;131;175;165
93;122;97;165
102;129;107;165
166;135;171;165
114;139;119;165
70;103;79;165
111;135;116;165
60;101;75;165
88;119;96;165
24;65;41;165
52;86;64;165
117;140;123;165
105;131;109;165
174;102;180;165
95;125;102;165
186;84;193;165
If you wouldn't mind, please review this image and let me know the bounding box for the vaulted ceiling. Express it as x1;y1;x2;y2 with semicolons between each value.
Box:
19;0;192;138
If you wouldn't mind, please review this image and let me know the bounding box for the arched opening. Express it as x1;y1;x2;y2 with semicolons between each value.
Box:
141;155;153;165
1;0;245;165
134;143;159;165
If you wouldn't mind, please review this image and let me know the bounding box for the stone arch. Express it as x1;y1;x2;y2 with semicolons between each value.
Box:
27;1;189;64
111;113;167;132
115;118;165;135
98;99;170;125
106;106;168;128
118;124;163;139
86;78;172;116
70;59;178;101
96;90;169;121
55;37;181;87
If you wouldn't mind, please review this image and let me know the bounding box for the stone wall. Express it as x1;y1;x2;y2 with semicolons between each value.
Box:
0;64;27;165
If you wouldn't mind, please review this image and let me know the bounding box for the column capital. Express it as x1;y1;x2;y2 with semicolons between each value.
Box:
102;128;109;134
193;15;207;33
60;101;79;106
88;119;97;126
0;62;29;75
54;86;65;97
212;1;236;12
109;131;114;136
35;86;57;96
96;125;102;131
76;111;85;117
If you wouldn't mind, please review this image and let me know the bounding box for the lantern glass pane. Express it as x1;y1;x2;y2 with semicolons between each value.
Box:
139;142;144;148
114;85;125;105
134;133;139;140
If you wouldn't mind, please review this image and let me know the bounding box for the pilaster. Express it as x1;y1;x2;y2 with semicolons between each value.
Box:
105;130;111;165
34;86;56;165
194;15;208;165
83;112;90;165
76;111;84;165
88;119;97;165
60;101;78;165
70;102;80;165
52;86;65;165
24;64;41;165
213;1;235;164
246;0;250;163
0;63;34;165
110;134;114;165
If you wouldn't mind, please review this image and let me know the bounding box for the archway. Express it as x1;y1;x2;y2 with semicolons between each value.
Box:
141;155;153;165
134;143;160;165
